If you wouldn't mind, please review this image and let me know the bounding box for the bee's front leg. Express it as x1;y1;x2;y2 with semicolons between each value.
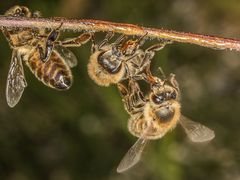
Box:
57;33;92;47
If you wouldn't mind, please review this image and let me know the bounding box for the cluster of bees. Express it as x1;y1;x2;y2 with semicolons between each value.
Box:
2;6;215;173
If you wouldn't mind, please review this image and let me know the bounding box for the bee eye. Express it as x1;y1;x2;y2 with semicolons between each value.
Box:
152;94;164;104
14;8;27;17
171;91;177;99
15;8;21;14
140;54;145;59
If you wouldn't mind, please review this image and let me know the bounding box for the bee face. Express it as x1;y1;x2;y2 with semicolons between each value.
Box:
141;84;181;139
5;6;31;17
124;76;182;140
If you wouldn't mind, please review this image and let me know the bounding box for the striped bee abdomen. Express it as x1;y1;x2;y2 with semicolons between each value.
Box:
26;50;73;90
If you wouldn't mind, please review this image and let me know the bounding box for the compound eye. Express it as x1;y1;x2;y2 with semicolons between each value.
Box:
139;54;145;59
151;94;164;104
15;8;21;14
14;7;27;17
171;91;177;99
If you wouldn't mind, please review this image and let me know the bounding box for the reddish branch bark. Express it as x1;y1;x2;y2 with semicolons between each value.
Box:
0;16;240;52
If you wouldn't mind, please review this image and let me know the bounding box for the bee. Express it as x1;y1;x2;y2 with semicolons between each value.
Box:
116;72;215;173
87;32;171;86
2;6;91;107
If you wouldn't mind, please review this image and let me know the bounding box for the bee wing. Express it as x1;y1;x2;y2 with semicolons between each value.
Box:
117;138;148;173
6;50;27;107
54;45;78;68
180;115;215;142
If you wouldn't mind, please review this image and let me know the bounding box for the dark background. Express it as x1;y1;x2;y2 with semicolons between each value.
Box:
0;1;240;180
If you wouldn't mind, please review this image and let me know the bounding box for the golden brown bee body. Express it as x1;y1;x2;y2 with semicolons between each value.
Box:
25;49;72;89
88;33;169;86
118;75;181;140
129;84;181;139
3;6;91;107
117;73;215;173
88;46;126;86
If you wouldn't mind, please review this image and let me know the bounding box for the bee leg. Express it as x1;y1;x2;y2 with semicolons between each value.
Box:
39;23;62;62
123;62;131;80
128;79;146;114
112;34;128;56
127;53;150;81
57;33;92;47
2;28;11;42
129;79;145;103
117;83;133;114
136;32;148;47
142;64;158;85
128;32;148;56
135;41;172;79
1;29;22;48
37;44;50;62
98;31;114;49
145;39;172;55
118;79;145;115
168;73;180;92
114;34;128;45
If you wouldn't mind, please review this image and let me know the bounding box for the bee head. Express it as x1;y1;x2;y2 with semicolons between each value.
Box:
5;6;32;17
150;84;180;123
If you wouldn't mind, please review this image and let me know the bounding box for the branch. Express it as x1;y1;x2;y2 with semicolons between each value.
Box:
1;16;240;52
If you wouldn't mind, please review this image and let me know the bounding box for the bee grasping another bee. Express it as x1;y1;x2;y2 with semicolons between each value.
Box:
116;70;215;173
88;32;171;86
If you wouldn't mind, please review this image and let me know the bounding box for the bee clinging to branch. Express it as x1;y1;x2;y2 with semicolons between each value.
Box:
2;5;91;107
88;32;171;86
116;70;215;173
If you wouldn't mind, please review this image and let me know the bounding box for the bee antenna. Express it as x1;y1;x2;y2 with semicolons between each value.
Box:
158;67;166;80
114;34;128;45
98;31;114;49
136;32;148;46
56;22;63;31
125;53;138;62
131;32;148;54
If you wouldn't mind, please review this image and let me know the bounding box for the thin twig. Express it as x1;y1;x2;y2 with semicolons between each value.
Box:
0;16;240;52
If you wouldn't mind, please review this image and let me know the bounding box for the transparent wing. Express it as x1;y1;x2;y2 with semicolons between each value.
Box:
117;138;148;173
54;45;78;68
180;116;215;142
6;50;27;108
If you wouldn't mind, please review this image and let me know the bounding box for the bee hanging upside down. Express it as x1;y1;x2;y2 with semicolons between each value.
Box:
116;72;215;173
88;32;171;86
2;5;92;107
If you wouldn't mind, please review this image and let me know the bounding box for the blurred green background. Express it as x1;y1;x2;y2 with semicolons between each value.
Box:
0;0;240;180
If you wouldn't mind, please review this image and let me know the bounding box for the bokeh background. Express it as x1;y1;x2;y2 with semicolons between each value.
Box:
0;1;240;180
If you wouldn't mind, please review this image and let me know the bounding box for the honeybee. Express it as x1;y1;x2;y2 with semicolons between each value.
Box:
88;32;171;86
116;73;215;173
2;6;91;107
